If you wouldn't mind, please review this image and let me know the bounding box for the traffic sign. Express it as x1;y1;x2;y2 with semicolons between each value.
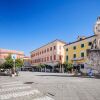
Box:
11;54;17;60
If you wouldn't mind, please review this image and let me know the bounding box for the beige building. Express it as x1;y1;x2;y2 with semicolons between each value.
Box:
31;39;66;72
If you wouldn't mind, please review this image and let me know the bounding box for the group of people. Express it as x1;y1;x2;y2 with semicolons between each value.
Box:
73;64;93;77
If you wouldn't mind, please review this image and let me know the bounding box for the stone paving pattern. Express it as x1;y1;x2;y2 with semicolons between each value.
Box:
0;72;100;100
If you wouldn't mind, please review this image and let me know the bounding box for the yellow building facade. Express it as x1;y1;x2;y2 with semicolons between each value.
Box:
64;35;96;66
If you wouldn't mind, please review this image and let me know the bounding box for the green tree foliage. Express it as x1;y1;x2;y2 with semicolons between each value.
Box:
3;55;13;69
37;64;46;68
37;64;42;68
63;62;73;72
0;55;23;69
15;59;23;68
67;63;73;70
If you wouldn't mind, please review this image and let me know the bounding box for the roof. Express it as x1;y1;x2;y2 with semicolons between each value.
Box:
0;48;24;54
30;39;66;53
64;35;96;46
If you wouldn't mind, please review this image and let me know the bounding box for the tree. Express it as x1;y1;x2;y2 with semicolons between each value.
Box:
0;55;23;69
3;55;13;69
37;64;42;72
63;62;73;73
67;63;73;72
37;64;46;68
15;59;23;68
63;61;68;72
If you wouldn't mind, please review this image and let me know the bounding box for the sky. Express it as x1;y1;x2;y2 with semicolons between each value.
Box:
0;0;100;56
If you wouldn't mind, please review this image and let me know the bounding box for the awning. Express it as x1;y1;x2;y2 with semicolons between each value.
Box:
45;62;59;67
72;57;84;61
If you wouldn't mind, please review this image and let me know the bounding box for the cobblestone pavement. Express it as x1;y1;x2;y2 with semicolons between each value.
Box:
0;72;100;100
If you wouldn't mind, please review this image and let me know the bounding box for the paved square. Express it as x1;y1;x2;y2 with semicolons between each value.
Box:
0;72;100;100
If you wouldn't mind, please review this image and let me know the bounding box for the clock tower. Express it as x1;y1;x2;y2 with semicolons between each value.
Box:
94;16;100;49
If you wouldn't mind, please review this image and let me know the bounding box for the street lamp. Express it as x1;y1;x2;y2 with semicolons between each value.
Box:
11;54;17;77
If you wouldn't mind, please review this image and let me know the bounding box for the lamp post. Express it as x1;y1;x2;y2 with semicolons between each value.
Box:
13;59;15;74
11;54;17;77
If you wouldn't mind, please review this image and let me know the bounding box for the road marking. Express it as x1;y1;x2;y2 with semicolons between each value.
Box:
1;83;24;87
33;96;54;100
0;86;31;92
0;89;40;100
0;81;21;85
0;81;54;100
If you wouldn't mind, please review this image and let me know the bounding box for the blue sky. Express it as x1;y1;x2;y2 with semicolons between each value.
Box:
0;0;100;55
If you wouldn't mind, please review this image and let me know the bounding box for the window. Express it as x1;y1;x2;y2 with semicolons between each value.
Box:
81;64;84;69
44;49;46;53
43;58;45;62
88;42;92;46
81;52;84;57
50;47;52;51
73;46;76;50
32;60;34;63
66;48;68;51
40;58;41;62
54;55;56;60
47;48;49;52
59;55;62;60
59;46;61;49
47;57;49;61
42;58;43;62
39;59;41;62
66;55;68;61
40;52;41;55
98;29;100;32
81;44;84;48
54;46;56;50
50;56;52;61
45;57;46;62
73;54;76;58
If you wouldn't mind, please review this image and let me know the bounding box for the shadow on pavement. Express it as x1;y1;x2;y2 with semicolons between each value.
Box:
36;74;100;79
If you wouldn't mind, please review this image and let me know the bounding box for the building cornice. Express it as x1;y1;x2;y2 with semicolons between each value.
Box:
64;35;96;47
30;39;66;53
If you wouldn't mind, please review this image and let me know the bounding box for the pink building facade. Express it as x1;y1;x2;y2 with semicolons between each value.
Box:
0;48;24;59
31;40;66;67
